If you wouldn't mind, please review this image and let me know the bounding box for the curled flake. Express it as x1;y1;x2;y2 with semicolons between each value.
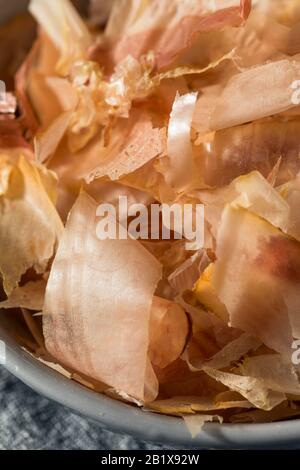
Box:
195;119;300;188
194;171;291;240
0;280;46;311
212;206;296;351
29;0;92;73
183;414;223;438
0;152;63;294
203;367;286;410
203;334;261;370
149;297;189;369
101;0;251;72
193;58;300;134
168;250;210;295
240;354;300;396
85;116;166;183
43;192;162;401
35;111;73;163
160;92;197;191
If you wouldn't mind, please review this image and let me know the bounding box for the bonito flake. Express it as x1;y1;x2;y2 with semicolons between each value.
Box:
3;0;300;428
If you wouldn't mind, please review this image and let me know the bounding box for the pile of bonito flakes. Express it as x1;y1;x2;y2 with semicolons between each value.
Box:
2;0;300;433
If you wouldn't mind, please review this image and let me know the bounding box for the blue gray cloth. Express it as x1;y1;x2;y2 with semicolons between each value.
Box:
0;367;167;450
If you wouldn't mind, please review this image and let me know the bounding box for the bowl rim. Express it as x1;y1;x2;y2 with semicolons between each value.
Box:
1;327;300;450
